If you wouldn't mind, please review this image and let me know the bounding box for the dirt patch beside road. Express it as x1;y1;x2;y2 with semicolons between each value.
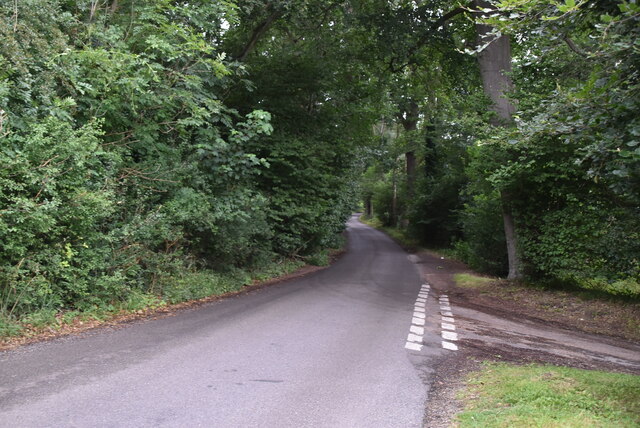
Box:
416;249;640;345
412;249;640;427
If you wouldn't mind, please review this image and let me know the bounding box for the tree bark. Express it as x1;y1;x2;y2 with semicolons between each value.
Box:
392;171;398;227
474;0;522;279
501;192;521;279
236;9;282;62
400;100;419;197
475;2;516;125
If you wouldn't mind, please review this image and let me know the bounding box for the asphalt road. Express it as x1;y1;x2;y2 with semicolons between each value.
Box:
0;215;446;428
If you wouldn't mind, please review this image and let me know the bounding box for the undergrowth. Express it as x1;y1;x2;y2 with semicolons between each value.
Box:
0;258;305;339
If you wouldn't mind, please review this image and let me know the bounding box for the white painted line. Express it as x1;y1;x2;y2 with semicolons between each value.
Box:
416;297;426;303
415;301;425;308
441;322;456;331
412;317;425;326
442;331;458;341
439;299;449;304
442;341;458;351
441;311;453;317
440;305;452;311
422;283;430;287
442;316;455;323
413;312;425;319
407;333;422;343
410;325;424;335
418;293;428;298
414;307;425;313
405;342;423;351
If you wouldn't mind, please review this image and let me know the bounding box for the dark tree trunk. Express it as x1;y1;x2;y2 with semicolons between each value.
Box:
423;124;436;177
474;0;522;279
501;191;521;279
401;101;419;197
236;8;282;61
392;171;398;227
405;150;416;194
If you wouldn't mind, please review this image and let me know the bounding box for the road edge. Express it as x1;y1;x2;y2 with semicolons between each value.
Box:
0;246;348;352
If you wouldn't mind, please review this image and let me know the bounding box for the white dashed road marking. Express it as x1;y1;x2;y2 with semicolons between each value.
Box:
442;341;458;351
405;342;422;351
441;322;456;331
405;284;430;351
442;331;458;341
405;285;461;352
439;294;459;351
410;325;424;335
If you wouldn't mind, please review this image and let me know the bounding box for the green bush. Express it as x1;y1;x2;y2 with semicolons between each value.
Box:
305;250;330;266
456;193;509;276
1;0;357;327
519;201;640;293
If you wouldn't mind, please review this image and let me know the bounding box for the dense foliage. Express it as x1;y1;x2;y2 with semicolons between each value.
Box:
1;0;638;333
0;0;374;330
362;0;639;295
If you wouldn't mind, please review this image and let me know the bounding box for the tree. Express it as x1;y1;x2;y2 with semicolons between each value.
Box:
473;0;522;279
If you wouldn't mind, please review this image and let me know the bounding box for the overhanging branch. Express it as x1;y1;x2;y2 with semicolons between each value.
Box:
236;8;283;62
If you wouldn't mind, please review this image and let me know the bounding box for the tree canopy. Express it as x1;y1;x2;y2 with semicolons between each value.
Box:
1;0;638;330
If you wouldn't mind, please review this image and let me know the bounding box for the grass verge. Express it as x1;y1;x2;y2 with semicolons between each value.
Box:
454;273;496;289
457;362;640;427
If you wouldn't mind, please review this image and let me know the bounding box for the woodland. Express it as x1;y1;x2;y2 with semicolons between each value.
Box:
0;0;638;332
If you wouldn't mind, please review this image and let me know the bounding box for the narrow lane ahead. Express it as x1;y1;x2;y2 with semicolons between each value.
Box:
0;215;445;427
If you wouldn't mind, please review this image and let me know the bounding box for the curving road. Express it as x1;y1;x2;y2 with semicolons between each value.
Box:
0;215;446;427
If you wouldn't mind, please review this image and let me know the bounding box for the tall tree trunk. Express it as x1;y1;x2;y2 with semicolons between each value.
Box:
423;124;436;176
405;150;416;195
501;192;520;279
402;101;419;197
474;0;522;279
392;170;398;227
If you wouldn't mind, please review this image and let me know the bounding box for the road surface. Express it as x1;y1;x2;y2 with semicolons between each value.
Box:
0;215;447;427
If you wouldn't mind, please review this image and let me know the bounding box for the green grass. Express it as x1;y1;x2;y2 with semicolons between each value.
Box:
455;273;496;289
457;362;640;427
